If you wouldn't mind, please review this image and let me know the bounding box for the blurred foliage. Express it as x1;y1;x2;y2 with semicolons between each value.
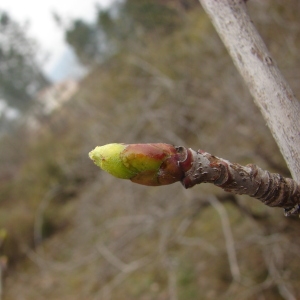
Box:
0;11;49;110
65;20;101;66
1;0;300;299
66;0;199;65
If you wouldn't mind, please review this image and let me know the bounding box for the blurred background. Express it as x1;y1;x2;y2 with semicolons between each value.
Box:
0;0;300;299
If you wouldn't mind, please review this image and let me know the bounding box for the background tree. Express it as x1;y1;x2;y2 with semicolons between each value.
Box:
65;0;199;66
0;11;48;111
65;19;101;65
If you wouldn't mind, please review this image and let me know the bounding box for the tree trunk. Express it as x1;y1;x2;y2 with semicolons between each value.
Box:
198;0;300;182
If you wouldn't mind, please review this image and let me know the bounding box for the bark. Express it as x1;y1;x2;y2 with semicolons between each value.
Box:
177;146;300;216
198;0;300;183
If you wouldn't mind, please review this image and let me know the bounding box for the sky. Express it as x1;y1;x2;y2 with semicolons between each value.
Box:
0;0;116;81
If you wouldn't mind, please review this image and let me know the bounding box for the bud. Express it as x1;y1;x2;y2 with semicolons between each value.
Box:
89;143;184;186
89;143;135;179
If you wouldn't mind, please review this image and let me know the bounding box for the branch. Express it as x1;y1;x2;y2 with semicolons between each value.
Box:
89;143;300;216
198;0;300;182
208;196;241;282
0;229;8;300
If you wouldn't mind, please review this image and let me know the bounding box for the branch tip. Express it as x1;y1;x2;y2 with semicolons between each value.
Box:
89;143;300;216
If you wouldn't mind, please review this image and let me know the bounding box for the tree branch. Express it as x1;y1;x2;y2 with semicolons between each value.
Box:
198;0;300;182
179;146;300;216
89;143;300;216
208;196;241;282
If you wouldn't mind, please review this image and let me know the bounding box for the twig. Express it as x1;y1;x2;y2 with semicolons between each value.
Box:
97;244;127;271
178;146;300;216
175;218;218;254
167;258;178;300
158;223;179;300
263;248;296;300
0;229;7;300
34;185;60;247
0;267;2;300
208;195;241;282
128;56;175;91
96;252;152;300
90;143;300;215
0;257;8;300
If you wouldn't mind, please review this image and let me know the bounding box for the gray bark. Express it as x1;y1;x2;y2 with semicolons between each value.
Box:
198;0;300;183
177;146;300;216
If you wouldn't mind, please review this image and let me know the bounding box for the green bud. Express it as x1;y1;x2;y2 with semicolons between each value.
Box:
89;143;136;179
89;143;184;186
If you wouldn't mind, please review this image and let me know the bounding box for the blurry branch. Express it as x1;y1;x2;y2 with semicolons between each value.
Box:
97;244;130;271
263;248;297;300
128;56;175;90
240;277;273;299
208;196;241;282
34;185;60;247
159;223;178;300
97;244;152;275
27;247;100;272
0;258;2;300
175;218;218;254
198;0;300;182
0;229;8;300
167;258;178;300
96;245;152;300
